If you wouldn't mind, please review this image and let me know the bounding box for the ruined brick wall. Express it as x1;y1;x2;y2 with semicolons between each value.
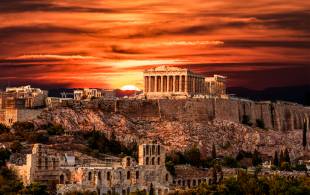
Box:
0;108;43;126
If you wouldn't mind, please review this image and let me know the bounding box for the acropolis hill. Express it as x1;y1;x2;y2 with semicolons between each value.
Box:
0;66;309;158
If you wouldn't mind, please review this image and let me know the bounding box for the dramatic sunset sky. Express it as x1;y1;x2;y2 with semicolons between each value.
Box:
0;0;309;90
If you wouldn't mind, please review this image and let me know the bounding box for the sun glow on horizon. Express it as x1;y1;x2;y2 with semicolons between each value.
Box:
120;85;141;91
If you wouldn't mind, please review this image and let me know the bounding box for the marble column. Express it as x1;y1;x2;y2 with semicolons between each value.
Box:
161;76;164;92
185;75;188;93
173;75;176;92
148;76;152;92
154;76;158;92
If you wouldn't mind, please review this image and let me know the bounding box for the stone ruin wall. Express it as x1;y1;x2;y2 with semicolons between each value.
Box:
96;99;310;131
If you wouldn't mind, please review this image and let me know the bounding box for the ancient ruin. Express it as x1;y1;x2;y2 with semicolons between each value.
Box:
143;65;227;98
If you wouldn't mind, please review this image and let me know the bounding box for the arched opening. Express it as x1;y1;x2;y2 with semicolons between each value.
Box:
157;145;160;155
119;171;122;180
146;145;149;155
193;180;196;186
151;157;155;165
98;172;102;180
107;172;111;181
126;157;130;167
127;171;131;179
187;180;191;187
136;171;139;179
152;145;155;155
88;172;92;181
59;175;64;184
146;157;149;165
165;174;169;182
157;157;160;165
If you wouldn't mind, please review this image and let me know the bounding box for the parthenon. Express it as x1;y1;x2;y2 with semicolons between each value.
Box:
143;65;227;98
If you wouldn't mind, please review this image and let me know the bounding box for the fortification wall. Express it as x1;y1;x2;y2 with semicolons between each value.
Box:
39;97;310;131
98;98;310;131
0;108;43;126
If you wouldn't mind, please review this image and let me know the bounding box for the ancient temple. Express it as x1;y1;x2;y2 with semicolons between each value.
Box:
143;66;206;98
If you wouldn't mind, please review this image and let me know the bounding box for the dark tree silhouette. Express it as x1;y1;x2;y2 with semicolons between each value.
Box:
303;119;307;149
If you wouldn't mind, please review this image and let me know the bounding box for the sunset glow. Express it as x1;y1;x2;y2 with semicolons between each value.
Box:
0;0;309;89
121;85;140;91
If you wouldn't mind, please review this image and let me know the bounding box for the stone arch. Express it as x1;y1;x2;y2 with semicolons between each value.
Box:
98;171;102;180
107;172;111;181
136;171;139;179
59;174;65;184
146;157;149;165
126;157;131;167
127;171;131;179
88;172;92;181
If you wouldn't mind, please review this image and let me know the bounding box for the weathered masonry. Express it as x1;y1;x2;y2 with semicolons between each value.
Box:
143;66;207;98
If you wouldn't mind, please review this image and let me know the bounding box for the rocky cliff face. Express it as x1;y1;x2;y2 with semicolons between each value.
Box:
34;106;309;160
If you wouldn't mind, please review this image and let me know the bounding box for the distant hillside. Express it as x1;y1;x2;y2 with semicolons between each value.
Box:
228;85;310;106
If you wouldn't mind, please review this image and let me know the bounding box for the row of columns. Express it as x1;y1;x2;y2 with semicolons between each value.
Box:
144;75;205;94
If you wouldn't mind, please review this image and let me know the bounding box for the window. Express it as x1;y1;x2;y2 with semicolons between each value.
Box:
157;157;160;165
107;172;111;181
60;175;64;184
136;171;139;179
151;157;155;165
126;157;130;167
165;174;169;182
146;146;149;155
88;172;92;181
98;172;102;180
152;145;155;155
157;145;160;155
127;171;131;179
146;157;149;165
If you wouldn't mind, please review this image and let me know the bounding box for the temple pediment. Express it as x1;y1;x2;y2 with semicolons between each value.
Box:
145;65;187;72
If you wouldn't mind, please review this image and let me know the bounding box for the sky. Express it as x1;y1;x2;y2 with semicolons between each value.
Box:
0;0;309;90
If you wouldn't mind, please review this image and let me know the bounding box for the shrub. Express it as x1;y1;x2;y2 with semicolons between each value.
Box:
12;122;34;132
280;162;292;171
223;156;240;168
256;119;265;129
43;123;64;135
0;123;9;134
10;141;22;153
242;115;253;126
165;160;176;176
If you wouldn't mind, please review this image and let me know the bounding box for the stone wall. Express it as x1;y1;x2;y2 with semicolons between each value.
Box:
0;108;43;126
97;99;310;131
41;98;310;131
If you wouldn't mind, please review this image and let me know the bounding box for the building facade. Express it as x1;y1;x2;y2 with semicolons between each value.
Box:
143;66;227;99
10;143;172;195
143;66;206;98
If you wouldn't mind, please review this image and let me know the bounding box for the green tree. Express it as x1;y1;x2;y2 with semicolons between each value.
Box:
273;150;279;167
165;160;176;176
284;148;290;164
19;183;49;195
279;150;284;164
184;147;201;167
256;119;265;129
303;119;307;149
252;149;262;167
0;123;9;134
0;148;11;167
242;115;252;126
10;140;22;153
223;156;239;168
